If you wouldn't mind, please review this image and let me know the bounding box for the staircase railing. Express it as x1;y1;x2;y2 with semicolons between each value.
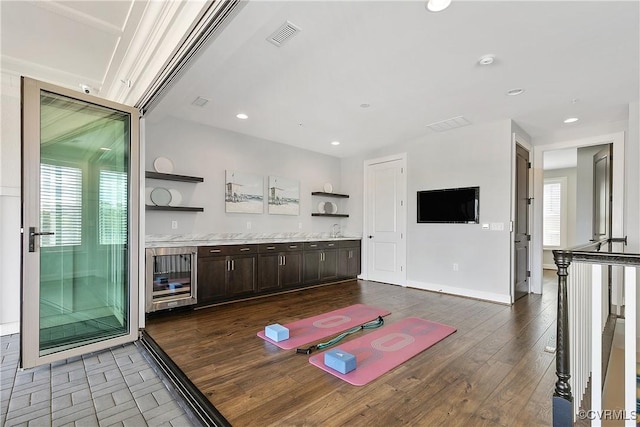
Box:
553;237;637;426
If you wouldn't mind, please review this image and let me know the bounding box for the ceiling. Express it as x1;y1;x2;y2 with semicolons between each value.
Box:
149;0;639;158
0;0;209;105
2;1;638;159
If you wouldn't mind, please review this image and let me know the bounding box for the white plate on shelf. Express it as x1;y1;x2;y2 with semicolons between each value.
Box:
153;157;174;173
145;187;154;205
318;201;326;214
323;182;333;193
168;189;182;206
324;201;337;214
150;187;172;206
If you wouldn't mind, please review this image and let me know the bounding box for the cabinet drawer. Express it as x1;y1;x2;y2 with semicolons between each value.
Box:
339;239;361;248
198;244;258;257
304;241;338;250
258;242;303;253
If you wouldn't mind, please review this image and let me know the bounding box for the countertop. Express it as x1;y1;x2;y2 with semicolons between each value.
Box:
145;233;362;248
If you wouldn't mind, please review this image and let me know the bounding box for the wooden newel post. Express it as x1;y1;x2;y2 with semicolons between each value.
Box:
552;250;573;427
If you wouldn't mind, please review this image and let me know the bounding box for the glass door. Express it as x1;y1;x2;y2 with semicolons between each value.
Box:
21;77;140;368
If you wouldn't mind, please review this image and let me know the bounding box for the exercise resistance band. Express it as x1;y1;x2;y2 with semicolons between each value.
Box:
295;316;385;355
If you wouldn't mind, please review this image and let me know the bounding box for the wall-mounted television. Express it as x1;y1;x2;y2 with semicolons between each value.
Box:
417;186;479;224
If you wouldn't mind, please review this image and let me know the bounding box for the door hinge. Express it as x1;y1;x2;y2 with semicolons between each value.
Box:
401;200;404;207
527;197;533;205
526;270;531;278
526;235;531;242
527;162;532;169
400;266;403;272
401;167;404;174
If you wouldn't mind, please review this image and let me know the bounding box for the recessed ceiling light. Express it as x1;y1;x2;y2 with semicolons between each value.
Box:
478;54;495;66
564;117;579;124
360;103;371;108
236;113;248;120
506;88;524;96
331;141;340;146
192;96;209;107
426;0;452;12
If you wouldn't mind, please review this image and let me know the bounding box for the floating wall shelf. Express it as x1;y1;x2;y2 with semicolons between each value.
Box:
145;171;204;183
145;205;204;212
311;192;349;198
311;213;349;218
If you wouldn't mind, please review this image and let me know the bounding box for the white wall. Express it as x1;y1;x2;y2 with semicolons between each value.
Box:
0;71;22;335
144;116;346;236
542;167;577;268
342;119;514;303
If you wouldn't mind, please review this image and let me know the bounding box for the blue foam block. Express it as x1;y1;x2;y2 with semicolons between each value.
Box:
265;324;289;342
324;349;356;374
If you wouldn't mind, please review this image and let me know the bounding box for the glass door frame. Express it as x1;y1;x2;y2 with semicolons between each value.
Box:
21;77;140;368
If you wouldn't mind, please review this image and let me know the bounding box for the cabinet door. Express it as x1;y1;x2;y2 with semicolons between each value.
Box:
338;248;350;278
227;255;256;297
339;247;361;278
303;250;321;284
258;253;280;292
197;256;227;304
320;249;338;281
280;252;303;288
350;247;361;277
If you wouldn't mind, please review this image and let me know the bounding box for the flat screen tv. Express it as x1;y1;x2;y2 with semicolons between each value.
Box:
417;186;479;224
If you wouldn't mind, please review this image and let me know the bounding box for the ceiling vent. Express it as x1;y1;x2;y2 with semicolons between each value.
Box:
267;21;301;47
426;116;471;132
192;96;209;107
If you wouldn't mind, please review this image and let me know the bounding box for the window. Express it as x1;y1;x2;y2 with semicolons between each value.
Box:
40;163;82;247
543;177;567;248
99;170;128;245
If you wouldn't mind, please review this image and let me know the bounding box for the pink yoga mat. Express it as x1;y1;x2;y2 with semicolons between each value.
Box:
309;317;456;386
257;304;390;350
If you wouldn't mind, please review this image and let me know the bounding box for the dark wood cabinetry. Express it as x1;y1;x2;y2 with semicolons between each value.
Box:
303;241;339;284
257;243;303;291
197;256;227;304
338;240;361;278
196;239;360;306
197;244;257;304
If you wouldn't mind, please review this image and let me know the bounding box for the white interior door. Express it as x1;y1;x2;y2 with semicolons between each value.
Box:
364;155;406;285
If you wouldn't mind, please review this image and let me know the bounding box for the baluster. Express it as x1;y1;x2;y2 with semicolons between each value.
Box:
553;250;573;427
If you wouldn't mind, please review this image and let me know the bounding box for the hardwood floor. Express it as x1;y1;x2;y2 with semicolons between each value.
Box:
145;274;559;426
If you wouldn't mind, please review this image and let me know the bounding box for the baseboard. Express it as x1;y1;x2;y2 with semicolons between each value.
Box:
0;321;20;336
543;264;557;270
405;280;511;305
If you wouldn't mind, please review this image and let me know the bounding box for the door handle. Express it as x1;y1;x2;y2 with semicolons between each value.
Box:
368;235;373;239
29;227;54;252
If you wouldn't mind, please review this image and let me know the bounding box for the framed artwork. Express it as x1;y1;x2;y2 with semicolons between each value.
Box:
268;175;300;215
225;170;264;213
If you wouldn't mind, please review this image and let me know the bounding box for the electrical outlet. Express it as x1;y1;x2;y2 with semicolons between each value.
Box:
453;263;459;271
171;220;177;230
246;221;252;230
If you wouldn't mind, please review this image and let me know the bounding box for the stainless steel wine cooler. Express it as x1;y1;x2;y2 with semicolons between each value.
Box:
145;247;197;312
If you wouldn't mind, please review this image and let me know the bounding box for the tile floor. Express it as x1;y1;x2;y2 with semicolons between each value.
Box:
1;334;201;426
